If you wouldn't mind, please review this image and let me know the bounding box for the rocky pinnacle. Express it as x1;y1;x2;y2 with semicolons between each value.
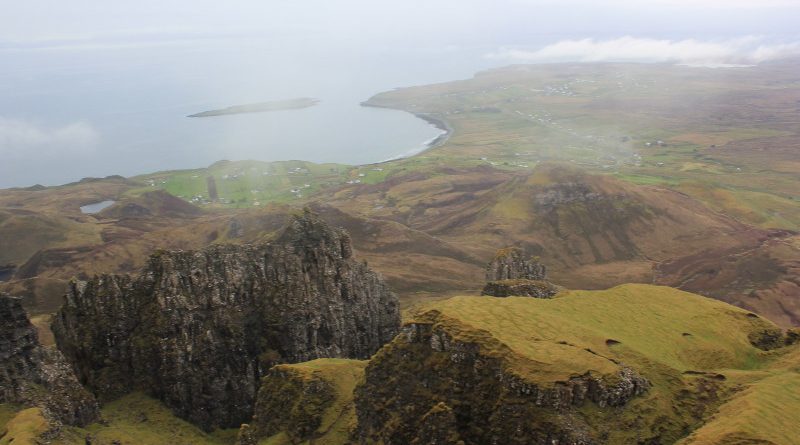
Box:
52;209;400;431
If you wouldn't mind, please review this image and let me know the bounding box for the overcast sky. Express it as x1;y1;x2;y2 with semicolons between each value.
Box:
2;0;799;52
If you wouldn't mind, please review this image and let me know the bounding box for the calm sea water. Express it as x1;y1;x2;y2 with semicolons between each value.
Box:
0;41;496;188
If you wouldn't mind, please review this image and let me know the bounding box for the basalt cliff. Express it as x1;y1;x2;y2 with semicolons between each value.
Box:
0;294;98;428
51;210;400;431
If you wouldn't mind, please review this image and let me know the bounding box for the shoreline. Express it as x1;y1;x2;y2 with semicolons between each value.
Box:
360;101;453;162
2;100;450;190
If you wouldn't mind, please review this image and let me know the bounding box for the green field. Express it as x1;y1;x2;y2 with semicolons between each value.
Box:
131;160;351;209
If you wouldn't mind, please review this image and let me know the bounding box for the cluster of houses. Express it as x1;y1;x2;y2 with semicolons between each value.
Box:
542;83;577;97
479;157;531;169
189;194;211;204
289;184;311;198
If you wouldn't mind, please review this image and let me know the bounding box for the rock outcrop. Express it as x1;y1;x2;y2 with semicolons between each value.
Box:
482;247;557;298
355;317;649;445
240;358;366;444
247;367;335;443
533;182;608;209
482;279;558;298
52;210;400;431
0;294;99;427
485;247;547;282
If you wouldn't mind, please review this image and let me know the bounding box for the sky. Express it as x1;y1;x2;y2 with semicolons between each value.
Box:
1;0;799;187
2;0;800;54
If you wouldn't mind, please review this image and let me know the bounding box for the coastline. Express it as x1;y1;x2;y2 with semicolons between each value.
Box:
360;101;453;162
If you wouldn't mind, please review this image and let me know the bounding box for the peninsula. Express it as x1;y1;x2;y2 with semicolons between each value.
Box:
188;97;319;117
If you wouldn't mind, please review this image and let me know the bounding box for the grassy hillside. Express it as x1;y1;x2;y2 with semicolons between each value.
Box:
252;359;366;445
679;371;800;445
376;284;800;444
2;161;797;328
365;61;800;232
416;284;775;374
0;408;49;445
47;393;237;445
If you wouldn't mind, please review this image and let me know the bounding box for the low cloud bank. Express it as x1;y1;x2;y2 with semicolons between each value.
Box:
0;117;99;158
488;36;800;67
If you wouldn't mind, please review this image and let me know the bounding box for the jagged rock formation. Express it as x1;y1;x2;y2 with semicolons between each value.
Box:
52;210;400;431
0;294;99;427
485;247;547;282
249;367;335;442
355;316;649;445
482;247;557;298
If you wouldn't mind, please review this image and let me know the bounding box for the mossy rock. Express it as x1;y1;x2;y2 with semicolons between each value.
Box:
246;359;366;445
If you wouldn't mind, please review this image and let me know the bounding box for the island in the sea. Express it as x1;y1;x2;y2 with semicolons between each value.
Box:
188;97;319;117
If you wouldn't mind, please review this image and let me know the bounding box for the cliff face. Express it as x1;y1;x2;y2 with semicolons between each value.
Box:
482;248;557;298
355;319;649;445
0;294;98;427
52;210;400;431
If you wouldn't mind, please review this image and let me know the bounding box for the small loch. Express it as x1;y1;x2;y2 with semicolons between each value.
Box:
80;200;116;214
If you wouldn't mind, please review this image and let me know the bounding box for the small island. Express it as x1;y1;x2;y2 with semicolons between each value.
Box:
188;97;319;117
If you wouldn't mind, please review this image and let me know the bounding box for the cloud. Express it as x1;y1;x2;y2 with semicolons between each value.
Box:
0;117;99;158
487;36;800;67
509;0;800;8
619;0;799;7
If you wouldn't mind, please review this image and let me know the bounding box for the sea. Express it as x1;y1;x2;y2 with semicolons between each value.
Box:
0;40;497;188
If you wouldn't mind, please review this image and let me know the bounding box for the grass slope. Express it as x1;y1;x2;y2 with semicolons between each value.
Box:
0;408;48;445
408;284;800;444
366;61;800;231
679;371;800;445
258;358;366;445
414;284;773;382
56;393;237;445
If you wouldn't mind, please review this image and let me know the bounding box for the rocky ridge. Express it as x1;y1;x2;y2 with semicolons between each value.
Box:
52;210;400;431
0;294;98;428
355;315;649;444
